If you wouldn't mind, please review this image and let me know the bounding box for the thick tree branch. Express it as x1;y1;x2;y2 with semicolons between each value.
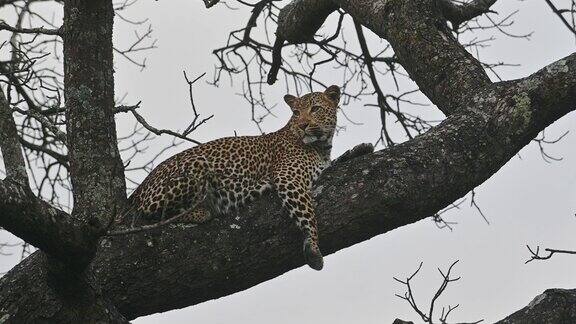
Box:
97;53;576;318
267;0;338;84
202;0;219;8
0;179;98;268
272;0;492;115
335;0;492;115
0;253;129;323
0;88;27;183
439;0;498;28
1;53;573;321
0;2;136;322
496;289;576;323
63;0;127;232
276;0;338;44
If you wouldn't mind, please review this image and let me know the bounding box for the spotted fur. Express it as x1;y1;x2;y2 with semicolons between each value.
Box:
124;85;340;270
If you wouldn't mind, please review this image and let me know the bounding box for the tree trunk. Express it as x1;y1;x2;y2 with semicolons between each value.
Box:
64;0;127;236
0;254;128;323
0;1;129;322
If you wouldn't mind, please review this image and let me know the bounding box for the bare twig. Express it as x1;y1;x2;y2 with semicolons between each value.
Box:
543;0;576;38
432;198;467;231
470;190;489;225
107;208;197;236
0;22;61;36
394;260;483;324
532;130;569;163
182;71;214;136
113;24;157;70
116;102;203;145
525;245;576;264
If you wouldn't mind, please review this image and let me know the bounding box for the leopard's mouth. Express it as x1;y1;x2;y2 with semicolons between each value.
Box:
306;127;324;137
302;135;319;144
302;128;331;145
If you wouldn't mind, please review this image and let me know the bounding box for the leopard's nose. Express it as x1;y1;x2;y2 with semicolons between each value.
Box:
299;123;308;130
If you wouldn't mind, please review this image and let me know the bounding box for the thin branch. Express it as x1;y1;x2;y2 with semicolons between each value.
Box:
525;245;576;264
182;71;214;136
107;201;200;236
394;260;483;324
0;22;61;37
470;190;489;225
532;130;569;163
544;0;576;37
116;102;203;145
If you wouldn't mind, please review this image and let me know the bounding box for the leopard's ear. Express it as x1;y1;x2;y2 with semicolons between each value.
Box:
284;94;297;109
324;85;340;104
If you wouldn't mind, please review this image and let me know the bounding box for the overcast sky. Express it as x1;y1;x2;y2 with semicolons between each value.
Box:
1;1;576;323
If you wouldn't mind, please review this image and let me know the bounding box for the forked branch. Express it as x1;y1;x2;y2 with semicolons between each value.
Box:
393;260;483;324
525;245;576;264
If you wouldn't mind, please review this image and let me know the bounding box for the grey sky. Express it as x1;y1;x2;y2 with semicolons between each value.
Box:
1;1;575;323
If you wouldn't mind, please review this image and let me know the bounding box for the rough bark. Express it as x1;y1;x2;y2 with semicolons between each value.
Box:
63;0;127;232
0;88;27;183
276;0;337;43
0;254;128;323
273;0;495;115
496;289;576;323
103;53;575;319
346;0;493;115
0;180;98;267
0;0;127;270
392;320;414;324
439;0;498;28
1;35;96;268
1;53;574;320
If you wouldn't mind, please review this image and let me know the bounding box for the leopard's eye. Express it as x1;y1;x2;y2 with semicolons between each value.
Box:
293;110;300;117
310;105;322;113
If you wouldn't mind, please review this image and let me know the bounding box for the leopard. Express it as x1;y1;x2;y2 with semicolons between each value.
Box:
123;85;341;270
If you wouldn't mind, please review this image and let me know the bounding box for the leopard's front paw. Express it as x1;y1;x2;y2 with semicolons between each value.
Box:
303;237;324;271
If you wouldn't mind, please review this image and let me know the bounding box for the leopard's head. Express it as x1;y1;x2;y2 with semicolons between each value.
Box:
284;85;340;146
